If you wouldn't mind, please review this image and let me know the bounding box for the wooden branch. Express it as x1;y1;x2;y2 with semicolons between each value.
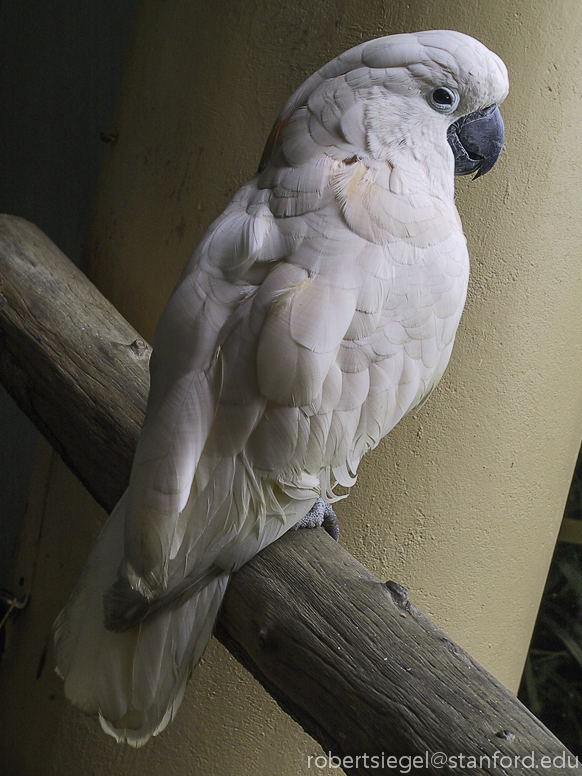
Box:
0;215;150;513
0;214;572;775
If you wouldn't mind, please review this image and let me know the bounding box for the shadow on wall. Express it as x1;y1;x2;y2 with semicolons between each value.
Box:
0;0;138;588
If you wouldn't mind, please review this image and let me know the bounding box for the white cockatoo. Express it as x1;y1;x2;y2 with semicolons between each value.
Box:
54;30;508;745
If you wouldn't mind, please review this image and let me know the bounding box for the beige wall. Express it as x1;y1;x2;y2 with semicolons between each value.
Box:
3;1;582;774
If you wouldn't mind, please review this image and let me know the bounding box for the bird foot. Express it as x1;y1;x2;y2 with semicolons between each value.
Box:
292;497;339;541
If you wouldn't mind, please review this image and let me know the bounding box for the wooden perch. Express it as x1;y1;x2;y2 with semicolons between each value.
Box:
0;214;573;775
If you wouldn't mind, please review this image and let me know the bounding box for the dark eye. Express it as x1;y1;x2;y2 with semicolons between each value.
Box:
428;86;459;114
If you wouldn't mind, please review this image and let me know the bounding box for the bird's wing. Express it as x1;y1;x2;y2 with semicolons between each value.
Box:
118;155;350;598
120;198;266;597
120;67;471;603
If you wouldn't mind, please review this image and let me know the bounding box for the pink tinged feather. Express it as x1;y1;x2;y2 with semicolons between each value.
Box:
345;309;382;341
267;157;337;217
249;261;309;336
358;242;396;282
307;362;343;415
361;37;426;69
257;310;336;406
337;339;376;373
203;201;290;277
421;334;441;369
279;108;323;167
288;277;358;353
256;273;357;407
336;368;371;412
334;161;457;247
403;308;437;341
284;221;364;287
268;156;334;194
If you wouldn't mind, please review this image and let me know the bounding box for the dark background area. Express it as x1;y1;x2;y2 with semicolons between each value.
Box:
519;460;582;755
0;0;137;588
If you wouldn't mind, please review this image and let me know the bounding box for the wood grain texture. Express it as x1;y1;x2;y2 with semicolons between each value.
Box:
0;214;572;775
0;214;150;512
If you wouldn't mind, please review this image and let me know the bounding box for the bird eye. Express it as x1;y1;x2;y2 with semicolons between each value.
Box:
428;87;460;114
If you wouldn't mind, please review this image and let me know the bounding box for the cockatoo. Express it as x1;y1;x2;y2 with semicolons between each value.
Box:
54;30;508;745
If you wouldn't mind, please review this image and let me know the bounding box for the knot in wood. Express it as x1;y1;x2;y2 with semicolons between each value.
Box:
257;626;278;653
495;729;516;742
129;339;149;360
385;580;411;612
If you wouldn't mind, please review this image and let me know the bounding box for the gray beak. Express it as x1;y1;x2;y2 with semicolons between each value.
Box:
447;104;505;179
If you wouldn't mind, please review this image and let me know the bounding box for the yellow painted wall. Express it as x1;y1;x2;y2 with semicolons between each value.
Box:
3;1;582;774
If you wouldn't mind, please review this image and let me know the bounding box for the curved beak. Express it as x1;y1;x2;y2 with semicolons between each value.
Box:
447;104;505;179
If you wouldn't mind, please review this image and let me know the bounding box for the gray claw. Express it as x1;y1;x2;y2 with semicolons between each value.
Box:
292;497;339;541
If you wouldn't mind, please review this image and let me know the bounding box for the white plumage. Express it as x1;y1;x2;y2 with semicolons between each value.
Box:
54;30;509;745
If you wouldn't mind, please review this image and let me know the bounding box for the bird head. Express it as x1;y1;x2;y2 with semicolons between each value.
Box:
259;30;508;185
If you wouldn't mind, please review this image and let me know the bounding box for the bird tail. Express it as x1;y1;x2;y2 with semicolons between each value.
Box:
53;494;229;747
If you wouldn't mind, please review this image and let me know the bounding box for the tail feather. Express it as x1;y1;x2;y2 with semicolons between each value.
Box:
54;497;127;715
99;574;228;746
53;494;230;747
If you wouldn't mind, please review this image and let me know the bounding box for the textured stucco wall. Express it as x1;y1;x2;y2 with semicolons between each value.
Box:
2;1;582;774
